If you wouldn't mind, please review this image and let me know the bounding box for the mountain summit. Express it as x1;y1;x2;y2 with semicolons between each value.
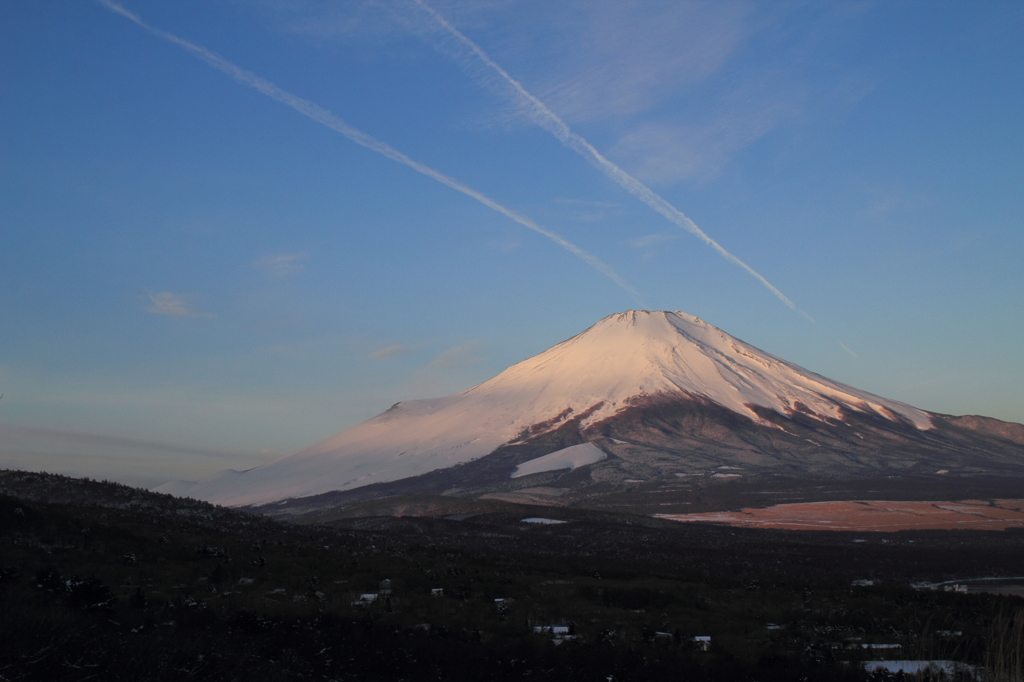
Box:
161;311;1024;508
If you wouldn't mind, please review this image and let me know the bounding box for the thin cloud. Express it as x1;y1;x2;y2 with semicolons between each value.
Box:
251;0;408;41
548;197;624;224
413;0;809;319
839;341;858;358
254;252;306;276
629;233;677;249
606;66;805;185
429;343;481;368
0;423;255;489
551;198;620;208
488;239;519;252
97;0;641;304
536;1;749;122
1;423;240;459
145;291;213;318
395;342;486;399
863;186;929;219
370;344;409;360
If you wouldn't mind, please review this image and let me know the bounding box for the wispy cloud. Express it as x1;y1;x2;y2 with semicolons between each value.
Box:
145;291;213;318
629;233;677;249
547;197;623;223
97;0;641;304
646;66;803;183
863;186;930;219
396;341;485;398
1;423;239;460
413;0;808;319
254;252;306;276
429;343;480;368
3;375;373;471
838;341;858;358
551;198;620;208
534;0;750;123
609;96;797;185
248;0;409;41
0;423;258;488
370;344;409;359
487;238;519;252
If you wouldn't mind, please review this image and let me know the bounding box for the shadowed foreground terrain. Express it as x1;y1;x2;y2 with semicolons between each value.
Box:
2;470;1024;681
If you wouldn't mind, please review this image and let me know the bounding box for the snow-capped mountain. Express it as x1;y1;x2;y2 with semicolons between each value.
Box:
160;311;1024;508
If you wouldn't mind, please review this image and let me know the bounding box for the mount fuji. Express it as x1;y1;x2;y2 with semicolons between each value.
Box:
159;311;1024;512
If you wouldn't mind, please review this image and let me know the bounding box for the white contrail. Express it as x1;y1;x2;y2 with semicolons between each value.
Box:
96;0;642;303
413;0;809;320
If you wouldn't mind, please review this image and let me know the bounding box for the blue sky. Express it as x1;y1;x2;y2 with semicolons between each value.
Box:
1;0;1022;487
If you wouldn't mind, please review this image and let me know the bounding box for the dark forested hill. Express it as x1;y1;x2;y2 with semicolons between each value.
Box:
2;469;1021;681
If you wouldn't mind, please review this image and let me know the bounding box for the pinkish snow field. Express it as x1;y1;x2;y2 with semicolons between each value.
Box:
657;499;1024;532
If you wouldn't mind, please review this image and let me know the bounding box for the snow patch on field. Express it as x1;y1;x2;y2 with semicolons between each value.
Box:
511;443;607;479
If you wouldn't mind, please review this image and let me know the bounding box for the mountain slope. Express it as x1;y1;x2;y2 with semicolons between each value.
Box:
161;311;957;507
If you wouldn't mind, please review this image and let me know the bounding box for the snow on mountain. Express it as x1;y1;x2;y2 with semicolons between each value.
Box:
511;443;607;479
161;311;932;506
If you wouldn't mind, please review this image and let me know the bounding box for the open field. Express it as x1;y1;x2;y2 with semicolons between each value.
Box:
657;499;1024;532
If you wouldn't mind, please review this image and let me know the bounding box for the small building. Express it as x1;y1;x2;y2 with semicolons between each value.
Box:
431;588;444;597
352;593;377;606
533;625;575;645
533;625;570;636
692;636;711;651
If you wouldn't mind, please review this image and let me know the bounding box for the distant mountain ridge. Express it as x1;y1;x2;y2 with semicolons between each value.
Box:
159;311;1024;510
